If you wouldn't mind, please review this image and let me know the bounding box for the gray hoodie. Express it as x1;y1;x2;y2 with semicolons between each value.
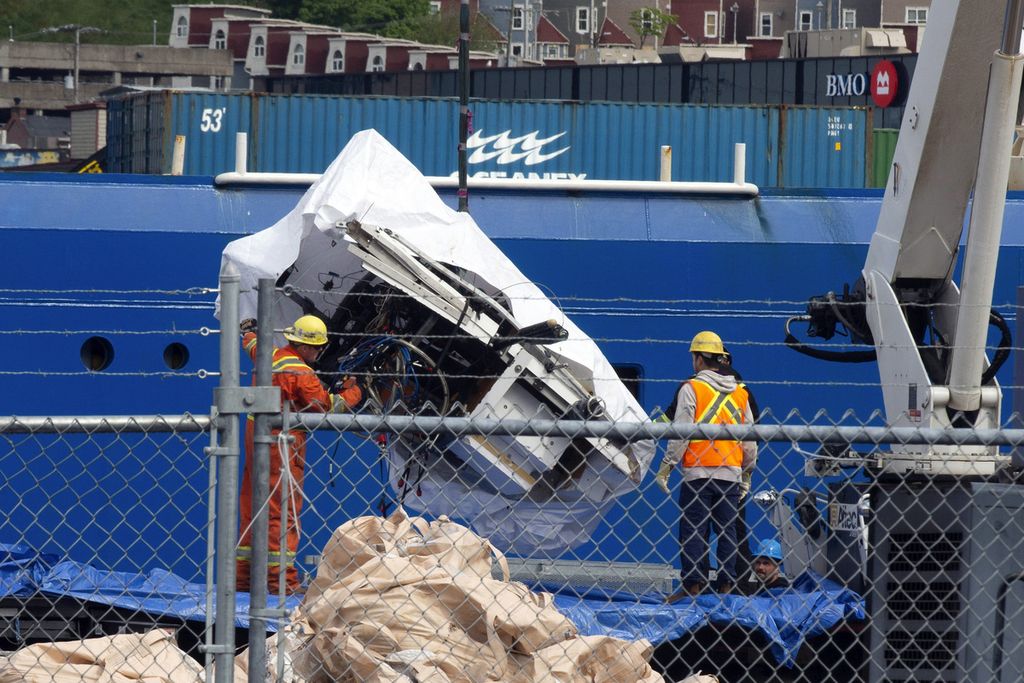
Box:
664;369;757;483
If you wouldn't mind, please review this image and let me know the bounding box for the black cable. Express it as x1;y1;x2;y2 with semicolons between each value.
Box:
827;291;871;341
784;317;878;363
982;310;1012;384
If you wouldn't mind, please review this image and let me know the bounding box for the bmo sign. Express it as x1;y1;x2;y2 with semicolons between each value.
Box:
825;72;868;97
870;60;899;107
825;59;901;107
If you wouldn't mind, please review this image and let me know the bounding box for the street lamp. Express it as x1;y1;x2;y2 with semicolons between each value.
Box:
815;1;824;30
41;24;102;103
730;3;739;44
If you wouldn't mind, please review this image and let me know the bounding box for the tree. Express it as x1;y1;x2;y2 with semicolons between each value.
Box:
258;0;302;20
298;0;430;33
388;11;501;52
628;7;676;48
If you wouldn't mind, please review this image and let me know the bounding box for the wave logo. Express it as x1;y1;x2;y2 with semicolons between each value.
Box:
466;129;570;166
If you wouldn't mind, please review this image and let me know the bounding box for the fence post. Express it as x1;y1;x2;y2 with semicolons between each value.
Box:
213;264;241;683
247;278;276;677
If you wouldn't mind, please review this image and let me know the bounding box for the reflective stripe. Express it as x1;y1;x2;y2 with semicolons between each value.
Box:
273;363;309;373
273;355;306;368
236;547;295;560
695;389;730;424
244;338;257;351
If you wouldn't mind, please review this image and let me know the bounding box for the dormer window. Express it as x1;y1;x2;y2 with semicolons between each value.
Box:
371;55;384;72
293;44;305;66
213;29;226;50
253;36;265;57
332;49;344;71
176;16;188;38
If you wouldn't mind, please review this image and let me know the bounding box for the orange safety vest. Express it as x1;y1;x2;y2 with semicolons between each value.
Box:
683;379;750;469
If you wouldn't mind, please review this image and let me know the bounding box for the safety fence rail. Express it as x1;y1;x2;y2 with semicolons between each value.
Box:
2;409;1023;682
0;271;1022;683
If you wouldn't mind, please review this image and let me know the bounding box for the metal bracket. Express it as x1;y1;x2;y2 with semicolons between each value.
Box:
214;386;281;414
804;443;863;477
805;455;844;478
249;607;289;619
198;644;236;654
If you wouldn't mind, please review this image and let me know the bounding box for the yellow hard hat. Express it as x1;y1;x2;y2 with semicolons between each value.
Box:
690;330;725;355
283;315;328;346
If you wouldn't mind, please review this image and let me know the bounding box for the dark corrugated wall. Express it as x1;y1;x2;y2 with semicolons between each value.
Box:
264;55;915;129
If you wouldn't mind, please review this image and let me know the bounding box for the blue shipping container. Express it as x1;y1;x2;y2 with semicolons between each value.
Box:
781;107;867;188
107;93;869;188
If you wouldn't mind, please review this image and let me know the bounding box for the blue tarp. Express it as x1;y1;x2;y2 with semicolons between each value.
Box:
551;573;866;667
1;543;300;630
2;544;863;664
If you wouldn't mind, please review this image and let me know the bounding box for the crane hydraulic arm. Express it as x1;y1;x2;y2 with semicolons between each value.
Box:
789;0;1024;476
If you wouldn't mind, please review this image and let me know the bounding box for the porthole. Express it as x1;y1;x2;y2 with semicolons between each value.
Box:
80;336;114;371
163;342;190;370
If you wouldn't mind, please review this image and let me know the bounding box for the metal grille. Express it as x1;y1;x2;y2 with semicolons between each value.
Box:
886;581;961;621
887;533;963;573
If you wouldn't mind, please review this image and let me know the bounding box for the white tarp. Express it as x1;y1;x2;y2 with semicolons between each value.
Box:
218;129;654;554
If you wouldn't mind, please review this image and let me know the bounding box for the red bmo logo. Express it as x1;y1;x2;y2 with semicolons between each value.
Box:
871;60;898;108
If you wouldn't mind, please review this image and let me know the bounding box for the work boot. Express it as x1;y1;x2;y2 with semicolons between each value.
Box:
665;583;704;603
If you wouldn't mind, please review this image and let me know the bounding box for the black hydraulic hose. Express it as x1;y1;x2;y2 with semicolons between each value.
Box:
785;308;1011;377
982;310;1012;385
784;317;878;363
827;291;871;342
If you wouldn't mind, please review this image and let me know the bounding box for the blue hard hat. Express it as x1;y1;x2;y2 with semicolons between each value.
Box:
753;539;783;561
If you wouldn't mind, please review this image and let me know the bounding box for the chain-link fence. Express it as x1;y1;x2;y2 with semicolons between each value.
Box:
2;270;1024;683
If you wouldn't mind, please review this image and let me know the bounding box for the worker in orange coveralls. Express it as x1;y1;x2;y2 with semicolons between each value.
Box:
235;314;363;595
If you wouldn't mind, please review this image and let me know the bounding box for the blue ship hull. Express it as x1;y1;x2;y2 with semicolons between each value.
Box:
4;173;1023;582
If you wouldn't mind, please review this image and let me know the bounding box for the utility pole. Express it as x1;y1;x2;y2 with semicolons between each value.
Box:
457;0;470;212
524;2;531;61
507;2;515;66
42;24;102;104
718;0;724;43
590;0;596;47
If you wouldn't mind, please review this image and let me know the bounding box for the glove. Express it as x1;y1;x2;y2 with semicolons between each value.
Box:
655;459;675;495
739;470;752;500
240;318;257;334
335;376;363;411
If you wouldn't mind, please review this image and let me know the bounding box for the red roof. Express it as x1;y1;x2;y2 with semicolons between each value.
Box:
662;23;692;47
597;17;634;47
535;15;569;44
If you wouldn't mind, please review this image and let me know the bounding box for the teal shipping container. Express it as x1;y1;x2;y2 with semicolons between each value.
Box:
106;92;869;188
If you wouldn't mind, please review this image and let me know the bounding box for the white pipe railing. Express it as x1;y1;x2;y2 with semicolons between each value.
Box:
733;142;747;186
215;138;759;196
234;132;247;175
